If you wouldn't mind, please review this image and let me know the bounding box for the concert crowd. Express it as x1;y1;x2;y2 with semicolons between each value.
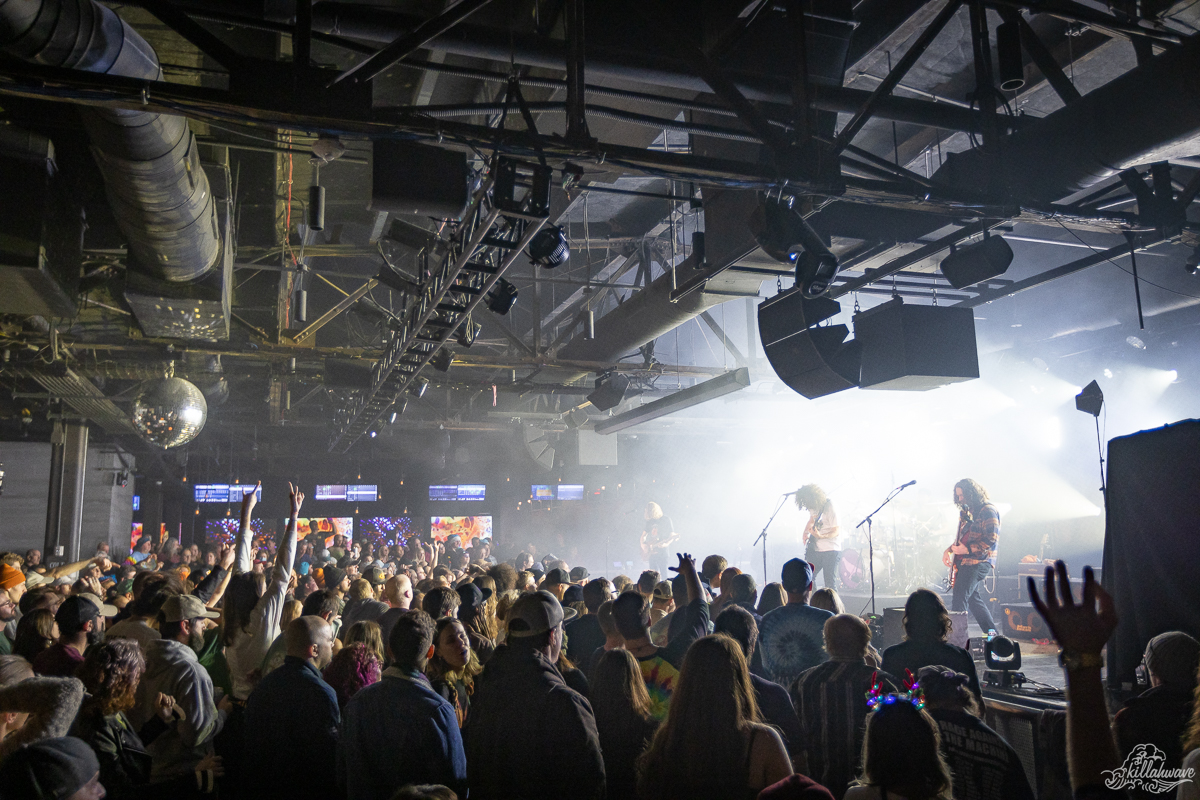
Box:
0;483;1196;800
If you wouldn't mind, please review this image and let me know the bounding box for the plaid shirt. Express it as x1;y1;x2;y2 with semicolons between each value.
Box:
960;502;999;566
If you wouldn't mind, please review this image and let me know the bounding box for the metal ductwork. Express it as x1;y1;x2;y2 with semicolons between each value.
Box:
933;34;1200;205
0;0;221;284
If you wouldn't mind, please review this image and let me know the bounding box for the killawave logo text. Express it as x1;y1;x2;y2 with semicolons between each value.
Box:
1103;744;1194;794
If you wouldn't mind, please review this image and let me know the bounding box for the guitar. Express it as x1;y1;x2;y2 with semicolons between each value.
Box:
641;527;681;560
943;506;971;588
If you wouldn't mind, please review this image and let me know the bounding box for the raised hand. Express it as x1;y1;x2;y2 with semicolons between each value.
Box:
196;753;224;778
288;482;305;517
1027;561;1117;656
219;545;235;570
242;482;261;515
155;692;182;722
669;552;697;576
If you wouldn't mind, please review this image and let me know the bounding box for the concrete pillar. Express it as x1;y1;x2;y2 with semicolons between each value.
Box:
43;422;88;567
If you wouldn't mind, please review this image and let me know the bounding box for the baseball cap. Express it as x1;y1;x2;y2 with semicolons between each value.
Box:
544;568;570;586
116;579;135;595
55;595;101;628
653;580;673;601
363;566;387;586
24;571;49;589
569;566;590;583
562;584;585;606
0;737;99;800
781;558;814;594
507;590;576;637
0;563;25;590
160;594;220;622
77;592;118;617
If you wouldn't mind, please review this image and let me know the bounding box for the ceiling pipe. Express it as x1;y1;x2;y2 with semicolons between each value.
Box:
0;0;221;283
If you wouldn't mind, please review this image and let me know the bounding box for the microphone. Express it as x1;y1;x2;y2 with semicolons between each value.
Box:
782;490;799;496
899;480;917;488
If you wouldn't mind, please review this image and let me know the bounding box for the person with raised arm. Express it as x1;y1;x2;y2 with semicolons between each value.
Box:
1026;562;1123;800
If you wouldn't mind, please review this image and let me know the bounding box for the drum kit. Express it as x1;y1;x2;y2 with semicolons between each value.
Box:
837;506;954;594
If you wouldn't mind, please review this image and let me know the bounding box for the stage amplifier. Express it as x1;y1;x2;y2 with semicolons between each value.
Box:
1000;604;1052;641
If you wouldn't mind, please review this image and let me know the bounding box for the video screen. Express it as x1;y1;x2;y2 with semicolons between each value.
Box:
194;484;261;503
431;516;493;547
132;495;140;511
557;484;585;501
429;485;459;501
314;484;378;502
429;484;486;501
129;522;168;553
532;484;553;500
204;518;280;552
293;517;353;549
357;517;415;550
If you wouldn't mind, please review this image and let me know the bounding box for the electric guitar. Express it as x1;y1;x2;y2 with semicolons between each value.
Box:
641;527;680;560
944;506;971;588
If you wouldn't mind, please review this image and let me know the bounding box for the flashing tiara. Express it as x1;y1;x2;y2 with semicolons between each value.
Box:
865;668;927;711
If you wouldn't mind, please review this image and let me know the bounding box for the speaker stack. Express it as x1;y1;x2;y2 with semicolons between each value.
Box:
758;289;860;399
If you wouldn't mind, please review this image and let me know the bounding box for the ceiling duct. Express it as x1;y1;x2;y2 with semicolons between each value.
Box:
0;0;226;338
933;34;1200;205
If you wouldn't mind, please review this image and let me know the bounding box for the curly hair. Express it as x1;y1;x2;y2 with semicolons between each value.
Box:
78;638;145;715
794;484;828;513
322;642;382;709
953;478;990;510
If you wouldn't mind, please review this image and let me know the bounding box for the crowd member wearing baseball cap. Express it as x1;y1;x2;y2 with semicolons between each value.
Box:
244;617;340;800
33;595;112;678
541;568;570;601
611;553;709;721
339;610;467;800
757;558;833;688
569;566;589;585
565;578;612;666
463;590;605;800
455;583;495;664
130;593;227;781
0;736;105;800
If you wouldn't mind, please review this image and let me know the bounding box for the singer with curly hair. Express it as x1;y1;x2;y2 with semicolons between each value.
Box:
795;484;842;591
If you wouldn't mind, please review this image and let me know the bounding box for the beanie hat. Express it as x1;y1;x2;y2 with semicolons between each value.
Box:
0;737;100;800
0;563;25;590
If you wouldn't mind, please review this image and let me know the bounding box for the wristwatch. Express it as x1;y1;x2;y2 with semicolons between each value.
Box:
1058;650;1104;671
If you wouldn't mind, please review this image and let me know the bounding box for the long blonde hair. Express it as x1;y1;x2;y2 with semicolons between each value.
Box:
471;576;499;640
637;635;761;799
645;502;663;520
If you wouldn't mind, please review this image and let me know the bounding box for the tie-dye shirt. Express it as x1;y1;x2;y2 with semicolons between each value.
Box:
634;598;710;720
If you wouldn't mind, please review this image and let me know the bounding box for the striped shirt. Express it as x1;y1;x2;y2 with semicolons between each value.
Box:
960;503;1000;566
791;659;899;799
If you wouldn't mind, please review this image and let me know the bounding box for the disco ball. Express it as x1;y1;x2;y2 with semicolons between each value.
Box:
131;377;208;448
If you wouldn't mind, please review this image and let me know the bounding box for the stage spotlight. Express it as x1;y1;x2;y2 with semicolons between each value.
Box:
485;278;519;315
389;398;408;424
587;372;630;412
529;225;569;268
430;349;453;372
983;635;1026;687
1075;380;1104;417
939;234;1013;289
1126;335;1146;350
455;317;482;348
753;201;840;298
411;378;429;398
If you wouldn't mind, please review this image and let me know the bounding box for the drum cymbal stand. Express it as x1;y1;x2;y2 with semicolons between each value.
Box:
855;481;916;615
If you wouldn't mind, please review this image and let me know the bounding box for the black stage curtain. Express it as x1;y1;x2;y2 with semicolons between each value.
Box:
1103;419;1200;689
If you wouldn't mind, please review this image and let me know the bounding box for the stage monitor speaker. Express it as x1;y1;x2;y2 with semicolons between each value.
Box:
948;611;969;649
371;140;470;220
758;288;861;399
854;298;979;390
1000;604;1051;641
877;607;906;651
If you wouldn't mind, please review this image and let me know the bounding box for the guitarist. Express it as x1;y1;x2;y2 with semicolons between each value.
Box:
796;484;842;590
641;502;679;576
943;478;1000;637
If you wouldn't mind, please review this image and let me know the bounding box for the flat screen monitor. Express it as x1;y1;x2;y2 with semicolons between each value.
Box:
204;518;279;551
557;484;585;501
194;484;261;503
292;517;353;549
531;484;553;500
429;485;459;501
431;516;492;546
357;517;414;550
315;485;347;501
456;484;485;502
346;485;378;502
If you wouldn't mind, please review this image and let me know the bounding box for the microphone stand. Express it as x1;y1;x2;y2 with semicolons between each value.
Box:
753;494;791;584
856;483;915;616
